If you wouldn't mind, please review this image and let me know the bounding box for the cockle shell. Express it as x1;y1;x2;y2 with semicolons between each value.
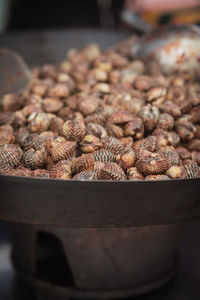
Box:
0;125;15;145
136;152;169;175
73;170;97;180
23;134;45;151
28;112;51;133
138;136;158;156
0;144;23;171
49;160;72;179
139;105;159;131
43;97;63;113
63;120;85;142
46;138;76;163
97;162;126;180
157;113;174;131
187;139;200;151
175;147;191;160
86;123;107;139
116;149;136;170
184;164;200;178
80;135;101;153
72;154;95;174
84;113;105;126
124;117;144;139
2;94;24;112
127;167;144;180
102;136;124;155
191;152;200;165
78;96;100;115
159;146;180;167
93;149;116;163
0;112;14;126
107;111;133;124
23;148;46;170
159;101;181;119
106;124;124;138
32;169;49;178
48;83;70;98
145;175;170;180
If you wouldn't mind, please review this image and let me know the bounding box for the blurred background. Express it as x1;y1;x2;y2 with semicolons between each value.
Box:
1;0;200;33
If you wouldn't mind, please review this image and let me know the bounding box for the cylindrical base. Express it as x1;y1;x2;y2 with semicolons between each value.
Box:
7;223;183;299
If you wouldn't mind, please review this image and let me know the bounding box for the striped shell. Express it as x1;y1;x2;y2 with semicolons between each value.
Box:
78;96;99;115
139;136;158;153
46;138;76;163
80;135;101;153
157;113;174;131
145;175;170;180
0;144;23;171
73;170;97;180
102;136;124;155
23;134;46;151
184;164;200;178
0;166;33;177
98;162;126;181
106;124;123;138
86;123;107;138
107;111;133;124
28;112;51;133
127;167;144;180
23;148;46;170
93;149;115;163
72;154;95;174
84;113;105;126
124;118;144;139
49;160;72;179
32;169;49;178
63;120;85;141
116;149;136;170
139;105;159;131
159;146;180;167
136;153;169;175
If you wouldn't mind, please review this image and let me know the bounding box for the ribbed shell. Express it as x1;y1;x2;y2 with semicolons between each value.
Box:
0;144;23;171
84;113;105;126
32;169;49;178
86;123;107;138
127;167;144;180
116;149;136;170
145;175;170;180
46;138;76;163
0;125;15;145
49;160;72;179
136;153;169;175
139;136;158;153
124;118;144;139
73;170;97;180
93;149;116;163
72;154;95;174
159;146;180;167
139;105;159;131
63;120;85;141
102;136;124;155
184;164;200;178
107;111;133;124
106;124;124;138
23;134;45;151
98;162;126;181
23;148;46;170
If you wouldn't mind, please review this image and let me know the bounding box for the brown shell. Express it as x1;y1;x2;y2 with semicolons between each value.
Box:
28;112;51;133
120;137;133;148
43;97;63;113
93;149;116;163
175;147;191;160
187;139;200;152
102;136;124;155
106;124;124;138
127;167;144;180
78;96;99;115
184;164;200;178
80;135;101;153
191;151;200;165
0;144;23;171
139;105;159;131
48;83;70;98
107;111;133;124
145;175;170;180
166;165;187;179
23;134;46;151
73;170;97;180
152;128;168;147
63;120;85;142
124;118;144;139
49;117;64;135
157;113;174;131
116;149;136;170
138;136;158;155
0;125;15;145
159;101;181;119
175;122;196;141
72;154;95;174
84;113;105;126
46;138;76;163
159;146;180;167
32;169;49;178
98;162;126;181
23;148;46;170
167;131;180;146
136;153;169;175
2;94;24;112
0;166;33;177
0;112;14;126
49;160;72;179
86;123;107;139
94;161;105;172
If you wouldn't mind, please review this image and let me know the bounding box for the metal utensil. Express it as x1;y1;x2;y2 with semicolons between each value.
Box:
0;48;31;98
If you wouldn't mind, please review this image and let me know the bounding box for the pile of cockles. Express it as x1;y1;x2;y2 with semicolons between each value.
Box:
0;38;200;181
